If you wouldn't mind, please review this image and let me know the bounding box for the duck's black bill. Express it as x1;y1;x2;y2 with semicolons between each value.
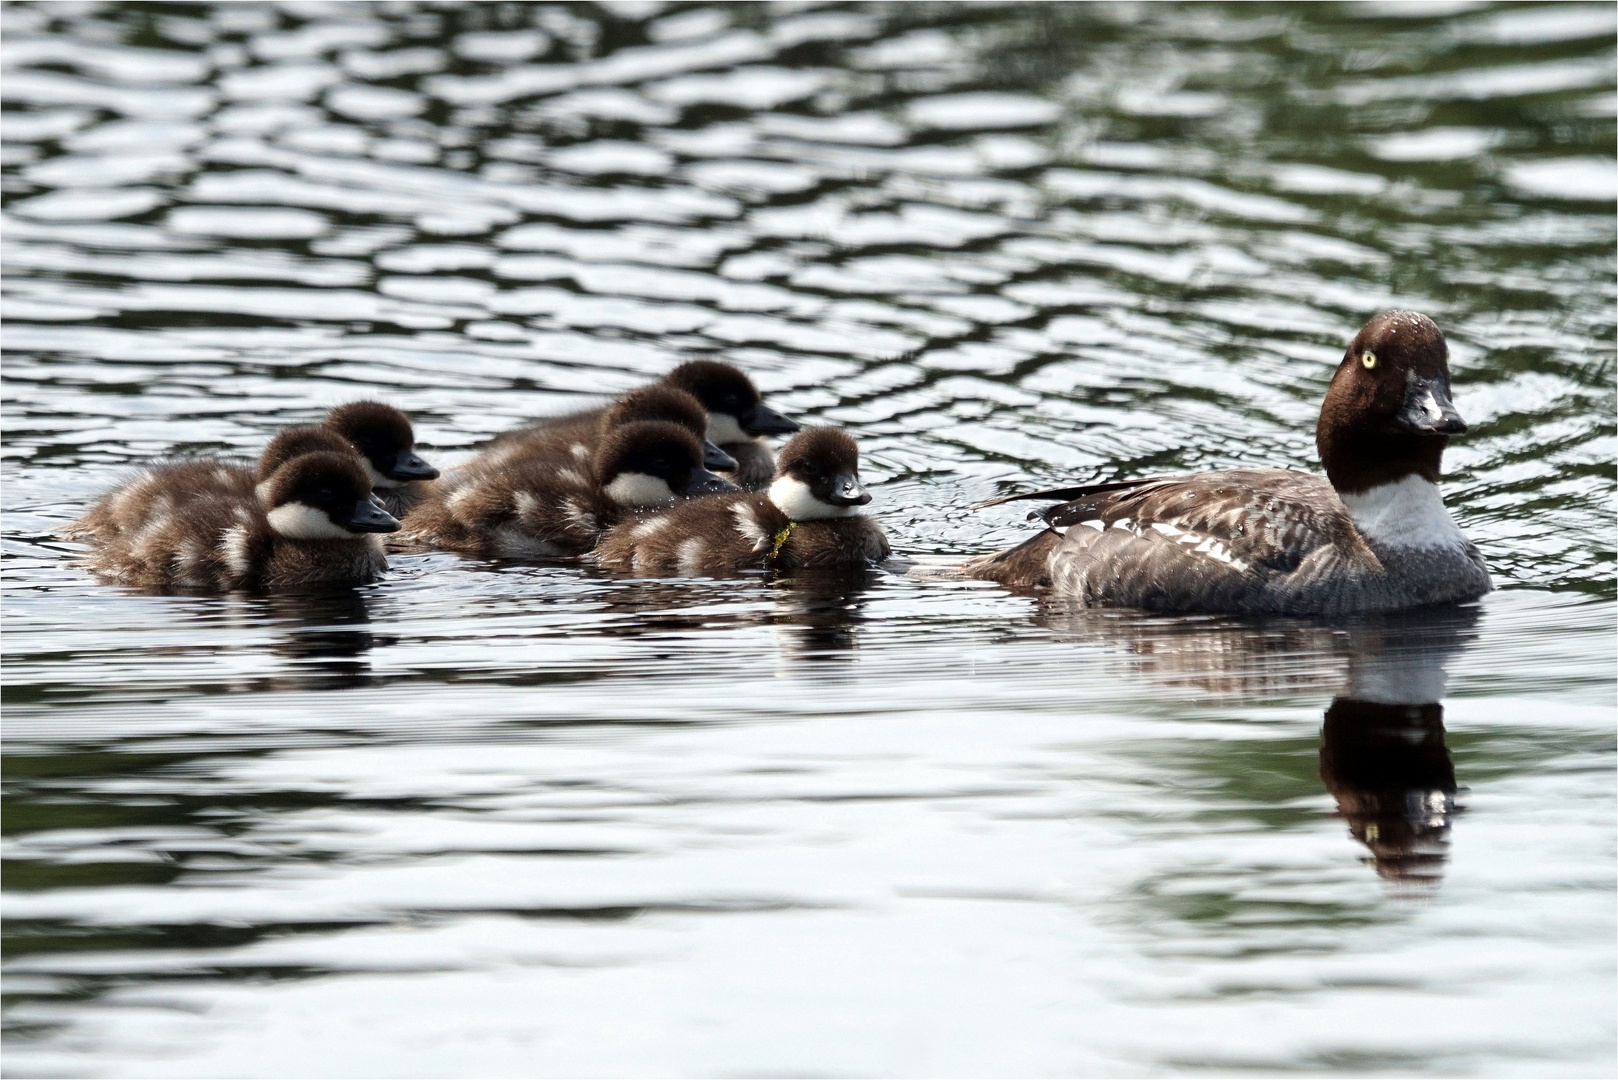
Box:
825;474;871;507
346;499;401;533
1394;376;1467;436
741;403;799;437
703;440;739;472
684;469;739;496
387;450;440;481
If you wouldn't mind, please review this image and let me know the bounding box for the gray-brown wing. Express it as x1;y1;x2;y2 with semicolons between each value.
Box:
1041;469;1357;612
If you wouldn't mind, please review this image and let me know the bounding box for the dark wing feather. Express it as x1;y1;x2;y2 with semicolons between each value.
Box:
971;478;1160;511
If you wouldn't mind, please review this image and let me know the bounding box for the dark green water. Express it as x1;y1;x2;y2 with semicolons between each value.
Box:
3;2;1614;1075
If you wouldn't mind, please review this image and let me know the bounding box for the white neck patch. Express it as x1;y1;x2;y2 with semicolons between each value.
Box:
1339;475;1467;550
706;412;750;447
266;501;358;541
604;472;675;507
769;475;852;521
366;462;402;489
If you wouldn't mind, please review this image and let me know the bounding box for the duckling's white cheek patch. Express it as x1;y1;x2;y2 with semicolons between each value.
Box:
267;502;355;540
769;476;851;520
706;413;749;446
605;472;675;507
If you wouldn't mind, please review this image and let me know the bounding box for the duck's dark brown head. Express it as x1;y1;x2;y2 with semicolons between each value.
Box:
662;360;799;441
770;427;870;520
256;425;354;483
602;386;737;472
1317;311;1465;495
261;451;398;540
325;400;439;487
595;420;737;507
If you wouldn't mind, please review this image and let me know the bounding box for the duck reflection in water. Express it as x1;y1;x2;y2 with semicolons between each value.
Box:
583;567;877;668
1033;602;1477;890
262;587;385;691
1319;608;1475;890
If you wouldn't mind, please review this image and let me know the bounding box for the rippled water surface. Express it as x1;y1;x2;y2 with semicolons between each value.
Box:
3;2;1615;1075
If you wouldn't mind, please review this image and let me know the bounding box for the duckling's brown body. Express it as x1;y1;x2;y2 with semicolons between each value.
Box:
404;421;733;558
594;493;889;576
66;458;257;543
473;385;736;485
80;452;397;592
402;459;628;558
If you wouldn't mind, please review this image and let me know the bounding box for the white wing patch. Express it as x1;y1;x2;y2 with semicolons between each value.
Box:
222;524;253;577
632;515;670;540
677;537;706;576
732;503;768;550
1149;519;1250;570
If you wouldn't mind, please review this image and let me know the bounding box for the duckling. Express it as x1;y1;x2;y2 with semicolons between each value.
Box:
473;385;737;479
594;428;889;577
66;405;434;541
662;360;799;490
324;400;439;519
404;420;735;558
83;451;398;591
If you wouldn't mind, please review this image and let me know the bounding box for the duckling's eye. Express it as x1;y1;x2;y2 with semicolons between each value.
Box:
316;486;334;501
1361;350;1377;370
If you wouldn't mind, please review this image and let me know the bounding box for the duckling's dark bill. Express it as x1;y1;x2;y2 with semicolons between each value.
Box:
387;450;440;481
703;441;739;471
742;403;798;436
347;500;401;533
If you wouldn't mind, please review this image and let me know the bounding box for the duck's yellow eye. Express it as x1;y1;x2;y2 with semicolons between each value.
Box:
1361;350;1378;370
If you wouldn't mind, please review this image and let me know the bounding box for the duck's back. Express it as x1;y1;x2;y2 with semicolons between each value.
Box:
67;459;255;542
968;468;1428;614
406;452;606;557
595;494;767;576
778;515;889;570
86;491;260;590
596;495;888;577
